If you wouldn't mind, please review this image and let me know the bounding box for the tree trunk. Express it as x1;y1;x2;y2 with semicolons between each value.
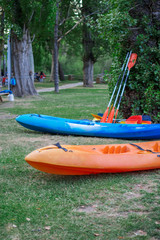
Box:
58;61;65;81
83;59;93;87
82;1;95;87
50;49;54;81
50;53;64;82
54;0;60;93
12;29;37;97
28;40;34;81
0;10;5;77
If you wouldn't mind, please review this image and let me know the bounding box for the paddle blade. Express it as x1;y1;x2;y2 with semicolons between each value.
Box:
100;107;109;123
107;107;115;123
91;113;102;120
128;53;137;70
114;109;119;123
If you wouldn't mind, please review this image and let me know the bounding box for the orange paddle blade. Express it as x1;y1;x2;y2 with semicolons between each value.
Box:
128;53;137;70
114;109;119;123
107;107;115;123
100;107;109;123
91;113;102;119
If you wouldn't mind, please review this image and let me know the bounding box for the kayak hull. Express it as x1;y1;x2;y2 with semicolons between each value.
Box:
25;141;160;175
16;114;160;140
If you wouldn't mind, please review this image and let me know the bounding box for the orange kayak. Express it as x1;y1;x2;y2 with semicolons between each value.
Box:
25;141;160;175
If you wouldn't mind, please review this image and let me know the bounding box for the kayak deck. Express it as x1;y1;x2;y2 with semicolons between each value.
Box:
25;141;160;175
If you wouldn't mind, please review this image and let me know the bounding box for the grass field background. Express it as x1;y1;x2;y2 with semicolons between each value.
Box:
0;83;160;240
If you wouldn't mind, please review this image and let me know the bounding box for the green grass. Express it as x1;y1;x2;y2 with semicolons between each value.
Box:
0;84;160;240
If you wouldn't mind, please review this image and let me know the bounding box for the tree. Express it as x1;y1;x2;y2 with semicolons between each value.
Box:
82;0;95;87
98;0;160;122
0;8;4;78
127;0;160;122
52;0;82;92
82;0;109;87
52;0;109;89
54;0;60;93
37;0;109;92
1;0;56;97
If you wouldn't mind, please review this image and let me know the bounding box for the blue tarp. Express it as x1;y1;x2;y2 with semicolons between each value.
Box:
0;90;12;94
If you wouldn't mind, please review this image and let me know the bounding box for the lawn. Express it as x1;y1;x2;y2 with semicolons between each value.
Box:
0;83;160;240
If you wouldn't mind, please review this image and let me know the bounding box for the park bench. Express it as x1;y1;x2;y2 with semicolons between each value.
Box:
0;92;9;102
0;90;13;102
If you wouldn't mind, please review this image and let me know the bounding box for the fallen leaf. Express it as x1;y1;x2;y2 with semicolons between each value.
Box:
134;230;147;236
155;221;160;225
94;233;100;236
45;226;51;230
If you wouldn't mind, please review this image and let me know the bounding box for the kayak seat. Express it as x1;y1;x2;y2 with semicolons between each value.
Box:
153;142;160;152
103;145;130;154
142;114;152;124
142;115;151;121
125;115;142;124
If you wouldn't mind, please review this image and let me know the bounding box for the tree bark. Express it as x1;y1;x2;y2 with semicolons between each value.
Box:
50;49;54;81
50;52;64;82
0;10;5;77
83;58;93;87
58;61;65;81
82;0;95;87
54;0;60;93
12;29;37;97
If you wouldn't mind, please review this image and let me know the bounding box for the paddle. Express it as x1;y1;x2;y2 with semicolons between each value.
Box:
107;53;137;123
100;52;130;123
91;113;102;120
106;51;132;123
114;53;138;123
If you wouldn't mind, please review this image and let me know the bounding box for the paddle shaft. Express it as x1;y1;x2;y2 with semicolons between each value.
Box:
114;53;138;122
107;52;130;108
112;51;132;108
100;52;130;123
107;51;132;123
114;69;130;122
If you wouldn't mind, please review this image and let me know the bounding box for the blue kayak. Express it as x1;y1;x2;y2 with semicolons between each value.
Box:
16;114;160;140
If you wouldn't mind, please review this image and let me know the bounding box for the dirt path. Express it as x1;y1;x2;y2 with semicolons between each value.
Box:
37;82;83;93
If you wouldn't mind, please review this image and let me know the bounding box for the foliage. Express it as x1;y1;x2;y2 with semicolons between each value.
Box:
33;43;52;73
58;53;111;76
81;0;110;62
1;0;56;38
98;0;160;122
